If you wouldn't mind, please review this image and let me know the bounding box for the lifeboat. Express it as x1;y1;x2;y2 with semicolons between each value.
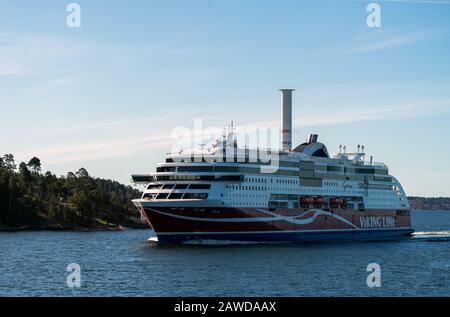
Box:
330;197;345;205
314;197;325;205
300;196;315;205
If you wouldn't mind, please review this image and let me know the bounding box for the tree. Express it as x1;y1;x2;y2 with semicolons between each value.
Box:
6;177;19;226
2;154;16;172
27;157;41;174
19;162;32;185
66;172;77;179
0;154;142;228
0;170;10;225
76;168;89;178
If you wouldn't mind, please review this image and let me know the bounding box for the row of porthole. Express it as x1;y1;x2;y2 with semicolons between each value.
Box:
244;177;299;185
229;201;266;207
225;193;267;199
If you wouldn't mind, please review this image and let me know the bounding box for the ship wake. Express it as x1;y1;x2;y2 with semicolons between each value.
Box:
412;231;450;242
181;239;284;246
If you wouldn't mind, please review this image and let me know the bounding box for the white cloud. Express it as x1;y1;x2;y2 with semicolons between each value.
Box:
26;134;173;164
249;99;450;128
378;0;450;4
8;115;175;164
0;33;81;76
11;98;448;165
348;29;437;54
48;77;73;86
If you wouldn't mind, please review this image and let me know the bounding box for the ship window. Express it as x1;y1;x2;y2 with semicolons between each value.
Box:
156;193;169;199
168;193;183;199
189;184;211;190
327;165;343;172
174;184;189;189
355;168;375;174
157;166;176;173
162;184;175;189
147;184;161;190
184;193;209;199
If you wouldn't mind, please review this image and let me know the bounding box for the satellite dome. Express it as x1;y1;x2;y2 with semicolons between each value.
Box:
293;142;330;158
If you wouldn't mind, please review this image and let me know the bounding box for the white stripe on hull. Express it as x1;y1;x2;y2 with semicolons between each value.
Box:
156;227;415;236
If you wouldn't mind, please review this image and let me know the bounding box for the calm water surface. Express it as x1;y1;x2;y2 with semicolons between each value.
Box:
1;210;449;296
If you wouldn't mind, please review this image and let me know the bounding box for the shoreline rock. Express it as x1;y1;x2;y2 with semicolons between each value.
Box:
0;222;149;232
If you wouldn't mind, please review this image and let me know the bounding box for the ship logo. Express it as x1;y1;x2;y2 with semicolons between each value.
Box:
359;216;396;228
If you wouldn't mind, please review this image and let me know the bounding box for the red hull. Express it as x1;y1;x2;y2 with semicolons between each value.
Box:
134;204;414;243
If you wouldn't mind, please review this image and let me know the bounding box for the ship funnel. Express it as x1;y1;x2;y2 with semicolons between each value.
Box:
280;89;294;151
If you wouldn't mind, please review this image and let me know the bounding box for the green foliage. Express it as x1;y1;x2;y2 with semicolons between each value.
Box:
0;154;142;228
27;157;41;174
19;162;31;184
3;154;16;172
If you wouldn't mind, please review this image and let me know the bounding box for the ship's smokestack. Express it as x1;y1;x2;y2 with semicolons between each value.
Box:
280;89;294;151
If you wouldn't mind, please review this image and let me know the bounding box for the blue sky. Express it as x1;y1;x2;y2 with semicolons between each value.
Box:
1;0;450;196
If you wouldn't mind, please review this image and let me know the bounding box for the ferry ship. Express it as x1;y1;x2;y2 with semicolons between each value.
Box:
132;89;414;244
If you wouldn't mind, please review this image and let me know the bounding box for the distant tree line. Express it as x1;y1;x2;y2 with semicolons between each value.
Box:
408;196;450;211
0;154;143;229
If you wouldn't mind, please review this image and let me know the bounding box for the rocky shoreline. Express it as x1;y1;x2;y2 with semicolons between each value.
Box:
408;197;450;211
0;221;149;232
